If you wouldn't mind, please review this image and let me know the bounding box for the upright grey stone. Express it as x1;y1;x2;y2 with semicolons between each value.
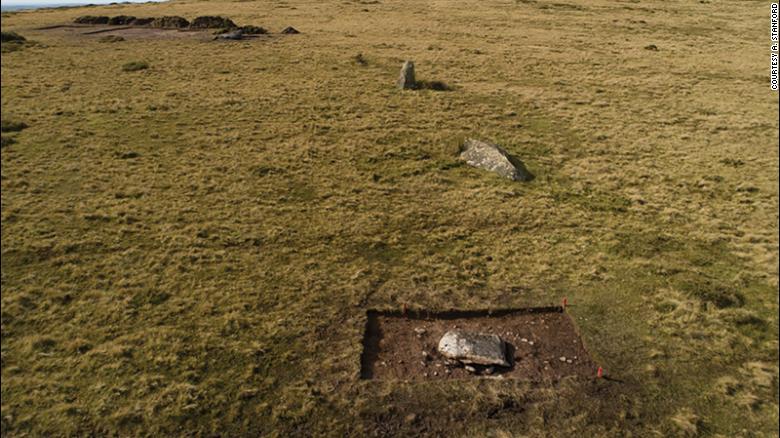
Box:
397;61;416;90
437;330;510;367
459;138;534;181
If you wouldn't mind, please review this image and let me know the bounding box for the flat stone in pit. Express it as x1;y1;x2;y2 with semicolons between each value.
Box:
437;330;509;367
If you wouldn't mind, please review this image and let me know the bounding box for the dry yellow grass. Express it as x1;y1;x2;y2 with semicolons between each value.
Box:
1;0;778;436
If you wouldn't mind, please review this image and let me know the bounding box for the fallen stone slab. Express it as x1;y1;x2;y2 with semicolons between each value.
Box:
459;138;533;182
215;30;244;40
397;60;416;90
437;330;510;367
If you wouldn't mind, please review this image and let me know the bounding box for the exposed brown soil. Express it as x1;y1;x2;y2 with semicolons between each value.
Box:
361;307;598;381
190;16;236;29
36;25;212;40
36;23;274;41
83;27;204;39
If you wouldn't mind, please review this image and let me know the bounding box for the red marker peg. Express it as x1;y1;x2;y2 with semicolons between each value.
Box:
597;367;604;378
562;297;568;309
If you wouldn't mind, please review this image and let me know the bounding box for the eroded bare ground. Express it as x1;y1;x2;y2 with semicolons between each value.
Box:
362;308;597;381
1;0;778;436
37;24;213;40
33;24;276;41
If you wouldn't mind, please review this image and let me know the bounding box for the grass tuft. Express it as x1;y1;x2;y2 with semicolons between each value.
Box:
99;35;125;43
1;31;25;42
0;136;17;148
416;80;453;91
1;118;27;132
122;61;149;72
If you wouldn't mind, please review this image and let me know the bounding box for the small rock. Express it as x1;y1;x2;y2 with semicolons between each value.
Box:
484;367;495;375
459;139;534;181
444;358;460;367
566;360;572;364
521;338;528;343
397;60;416;90
404;413;417;424
528;341;534;346
281;26;300;34
464;365;477;373
421;351;431;360
559;357;567;362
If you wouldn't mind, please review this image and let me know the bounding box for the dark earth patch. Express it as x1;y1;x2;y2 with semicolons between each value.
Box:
361;307;598;381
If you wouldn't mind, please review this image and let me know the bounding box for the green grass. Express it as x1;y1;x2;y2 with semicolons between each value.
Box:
1;0;778;436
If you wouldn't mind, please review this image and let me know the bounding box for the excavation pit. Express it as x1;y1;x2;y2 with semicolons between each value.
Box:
360;307;597;381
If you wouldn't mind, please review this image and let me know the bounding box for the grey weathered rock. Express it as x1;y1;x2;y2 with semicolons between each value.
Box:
397;61;416;90
437;330;510;367
215;30;243;40
459;139;533;181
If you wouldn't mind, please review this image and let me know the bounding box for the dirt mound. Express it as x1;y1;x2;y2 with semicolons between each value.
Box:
74;16;109;25
239;25;267;35
131;18;155;26
1;31;26;42
190;16;236;29
151;16;190;29
108;15;136;25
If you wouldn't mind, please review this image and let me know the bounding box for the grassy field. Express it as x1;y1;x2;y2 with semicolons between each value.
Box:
1;0;778;435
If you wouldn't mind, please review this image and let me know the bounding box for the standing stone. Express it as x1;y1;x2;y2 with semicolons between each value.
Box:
459;138;534;181
437;330;510;367
397;61;416;90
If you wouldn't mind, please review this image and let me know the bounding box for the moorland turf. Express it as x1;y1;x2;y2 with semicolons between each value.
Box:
1;0;778;436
